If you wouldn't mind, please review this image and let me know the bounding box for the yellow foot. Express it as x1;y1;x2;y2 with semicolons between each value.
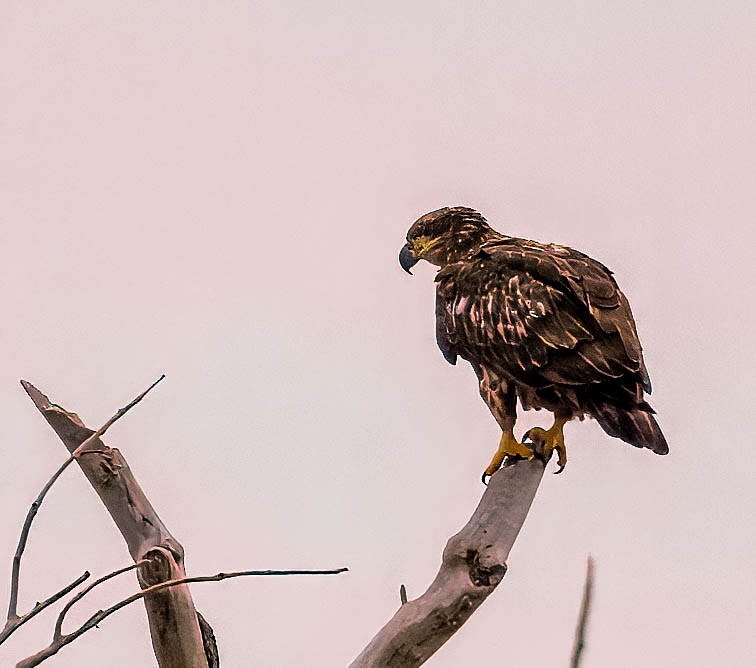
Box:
482;430;534;484
523;418;568;474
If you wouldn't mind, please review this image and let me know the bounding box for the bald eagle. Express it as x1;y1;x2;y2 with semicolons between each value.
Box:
399;207;667;481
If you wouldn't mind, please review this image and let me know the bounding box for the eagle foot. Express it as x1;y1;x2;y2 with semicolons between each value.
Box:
481;430;534;485
523;419;567;474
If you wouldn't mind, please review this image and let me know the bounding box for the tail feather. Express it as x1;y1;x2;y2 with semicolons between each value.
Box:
591;403;668;455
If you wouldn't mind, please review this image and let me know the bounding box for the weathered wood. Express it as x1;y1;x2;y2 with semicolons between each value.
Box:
21;381;209;668
351;458;546;667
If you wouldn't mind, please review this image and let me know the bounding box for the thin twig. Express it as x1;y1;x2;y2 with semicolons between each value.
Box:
0;572;89;646
6;375;165;624
571;555;595;668
70;374;166;459
17;567;348;668
54;562;145;641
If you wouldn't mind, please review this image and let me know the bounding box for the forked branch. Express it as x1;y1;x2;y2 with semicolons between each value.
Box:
0;572;89;646
8;378;349;667
19;378;210;668
17;565;348;668
3;377;164;642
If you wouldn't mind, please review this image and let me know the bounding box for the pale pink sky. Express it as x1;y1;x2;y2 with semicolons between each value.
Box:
2;2;755;666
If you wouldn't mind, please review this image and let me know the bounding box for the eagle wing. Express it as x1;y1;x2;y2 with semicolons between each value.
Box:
434;238;651;393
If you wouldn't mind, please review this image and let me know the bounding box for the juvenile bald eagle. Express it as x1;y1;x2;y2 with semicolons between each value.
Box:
399;207;667;481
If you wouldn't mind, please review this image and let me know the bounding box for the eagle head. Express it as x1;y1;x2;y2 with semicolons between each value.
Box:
399;206;495;273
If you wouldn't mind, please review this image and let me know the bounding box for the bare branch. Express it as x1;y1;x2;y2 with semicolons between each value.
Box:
6;377;164;625
16;378;346;666
351;458;546;667
571;555;595;668
20;379;210;667
68;374;166;458
6;462;77;624
53;562;145;641
0;572;90;646
16;567;348;668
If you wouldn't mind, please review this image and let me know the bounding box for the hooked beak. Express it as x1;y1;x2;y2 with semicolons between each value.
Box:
399;243;419;274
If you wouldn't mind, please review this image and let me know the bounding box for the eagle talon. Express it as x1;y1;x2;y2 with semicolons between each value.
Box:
553;441;567;474
481;430;533;484
522;419;568;473
522;428;543;454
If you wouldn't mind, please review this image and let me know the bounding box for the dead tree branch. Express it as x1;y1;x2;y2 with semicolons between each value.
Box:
570;556;595;668
20;379;209;668
53;562;145;641
0;571;90;645
5;376;164;633
16;565;348;668
351;458;546;667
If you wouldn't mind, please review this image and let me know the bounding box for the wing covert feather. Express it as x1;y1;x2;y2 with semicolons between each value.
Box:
434;238;650;390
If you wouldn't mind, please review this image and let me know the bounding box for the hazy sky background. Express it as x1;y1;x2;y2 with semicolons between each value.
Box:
2;2;755;666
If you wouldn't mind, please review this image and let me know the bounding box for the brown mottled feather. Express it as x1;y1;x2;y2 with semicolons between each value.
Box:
434;235;666;454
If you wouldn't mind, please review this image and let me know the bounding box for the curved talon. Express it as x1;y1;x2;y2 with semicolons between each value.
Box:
522;427;548;459
481;429;533;484
553;442;567;474
522;420;568;473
